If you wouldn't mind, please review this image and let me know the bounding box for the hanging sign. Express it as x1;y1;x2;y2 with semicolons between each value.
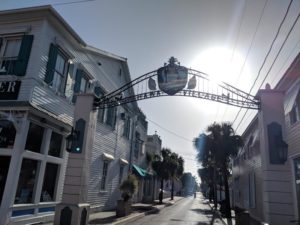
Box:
157;58;188;95
0;120;16;148
0;81;21;100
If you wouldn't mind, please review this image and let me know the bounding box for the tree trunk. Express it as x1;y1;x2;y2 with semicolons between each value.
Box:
213;167;217;208
159;179;164;204
223;168;231;218
219;175;223;201
171;178;174;200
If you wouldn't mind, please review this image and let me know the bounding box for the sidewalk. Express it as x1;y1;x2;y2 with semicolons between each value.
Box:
89;196;184;225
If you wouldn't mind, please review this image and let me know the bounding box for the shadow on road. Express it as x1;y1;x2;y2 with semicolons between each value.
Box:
190;208;212;215
190;207;222;225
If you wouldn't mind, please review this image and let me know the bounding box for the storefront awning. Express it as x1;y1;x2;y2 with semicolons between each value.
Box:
132;164;150;177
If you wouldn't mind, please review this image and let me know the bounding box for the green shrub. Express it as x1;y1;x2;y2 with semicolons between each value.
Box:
120;174;138;201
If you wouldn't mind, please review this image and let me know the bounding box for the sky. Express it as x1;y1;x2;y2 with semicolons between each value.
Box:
1;0;300;179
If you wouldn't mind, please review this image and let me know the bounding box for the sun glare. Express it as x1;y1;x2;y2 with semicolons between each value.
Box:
187;47;253;119
190;47;251;90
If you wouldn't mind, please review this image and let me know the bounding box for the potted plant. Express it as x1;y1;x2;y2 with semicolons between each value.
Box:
116;174;138;217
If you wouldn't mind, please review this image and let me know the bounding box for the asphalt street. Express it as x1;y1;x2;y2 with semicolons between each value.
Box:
123;194;225;225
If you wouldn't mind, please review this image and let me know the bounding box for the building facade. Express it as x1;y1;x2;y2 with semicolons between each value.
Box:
232;54;300;225
0;6;147;225
143;133;162;202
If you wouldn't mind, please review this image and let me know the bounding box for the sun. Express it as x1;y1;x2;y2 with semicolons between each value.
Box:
190;46;251;91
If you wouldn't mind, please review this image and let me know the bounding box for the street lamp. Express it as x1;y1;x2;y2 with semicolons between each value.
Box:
66;128;79;152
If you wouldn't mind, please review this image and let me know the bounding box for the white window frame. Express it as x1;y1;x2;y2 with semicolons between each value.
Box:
52;51;69;93
0;35;22;72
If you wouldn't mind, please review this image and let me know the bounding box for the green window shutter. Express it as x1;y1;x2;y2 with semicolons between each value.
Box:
72;69;82;103
45;44;58;84
74;69;82;93
14;35;34;76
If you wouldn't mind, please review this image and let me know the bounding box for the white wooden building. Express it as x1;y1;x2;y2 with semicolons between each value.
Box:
0;5;147;225
232;53;300;225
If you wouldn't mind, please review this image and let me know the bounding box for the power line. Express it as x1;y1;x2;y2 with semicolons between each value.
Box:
232;0;295;127
221;0;269;121
214;0;248;122
146;118;193;143
52;0;97;6
235;11;300;132
270;38;300;86
214;0;248;121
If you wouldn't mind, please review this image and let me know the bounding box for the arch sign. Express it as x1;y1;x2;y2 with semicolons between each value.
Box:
94;57;260;110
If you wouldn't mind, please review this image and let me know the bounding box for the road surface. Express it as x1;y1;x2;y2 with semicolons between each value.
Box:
123;194;225;225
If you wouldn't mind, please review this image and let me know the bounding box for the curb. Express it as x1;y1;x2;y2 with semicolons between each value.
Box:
111;212;145;225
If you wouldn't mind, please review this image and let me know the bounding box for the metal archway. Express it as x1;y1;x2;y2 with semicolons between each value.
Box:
93;57;260;110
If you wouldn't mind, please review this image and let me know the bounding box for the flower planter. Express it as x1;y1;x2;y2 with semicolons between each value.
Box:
116;199;132;217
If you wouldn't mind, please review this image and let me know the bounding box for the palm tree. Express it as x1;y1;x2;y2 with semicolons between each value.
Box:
152;148;185;203
195;122;243;218
152;148;170;204
169;153;184;200
176;156;184;190
198;167;214;201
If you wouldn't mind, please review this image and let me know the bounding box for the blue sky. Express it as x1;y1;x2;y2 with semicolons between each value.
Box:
1;0;299;178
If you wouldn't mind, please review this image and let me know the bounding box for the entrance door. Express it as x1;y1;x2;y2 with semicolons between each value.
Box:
293;157;300;218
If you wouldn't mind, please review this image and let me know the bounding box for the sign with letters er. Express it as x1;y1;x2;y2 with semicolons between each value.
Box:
0;81;21;100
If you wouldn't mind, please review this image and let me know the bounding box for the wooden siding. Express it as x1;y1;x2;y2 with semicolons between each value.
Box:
232;122;265;222
88;113;132;210
0;9;146;214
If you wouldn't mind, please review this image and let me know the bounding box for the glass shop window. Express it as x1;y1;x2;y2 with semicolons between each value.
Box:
25;123;44;153
14;158;39;204
0;156;11;206
0;120;16;149
48;132;63;157
40;163;59;202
